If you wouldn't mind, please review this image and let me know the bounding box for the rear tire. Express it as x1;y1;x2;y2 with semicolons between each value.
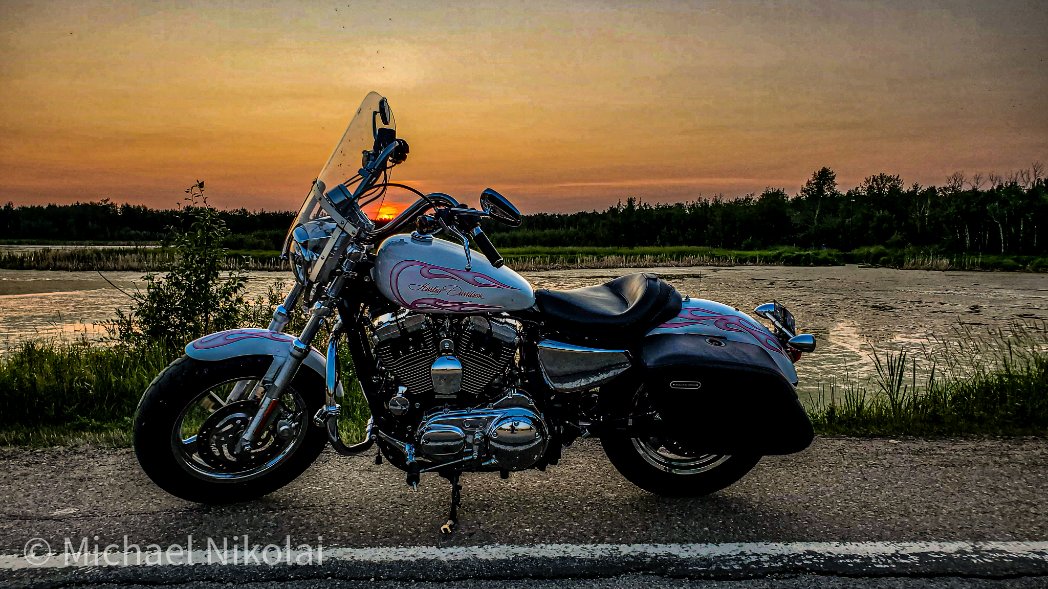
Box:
601;434;760;497
600;384;760;496
133;355;328;504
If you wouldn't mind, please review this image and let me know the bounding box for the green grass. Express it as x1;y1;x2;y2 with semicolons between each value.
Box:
2;324;1046;446
808;324;1048;436
0;340;173;445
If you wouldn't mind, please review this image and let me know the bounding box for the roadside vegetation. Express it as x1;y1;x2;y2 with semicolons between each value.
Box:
0;181;366;446
809;323;1048;436
1;173;1046;445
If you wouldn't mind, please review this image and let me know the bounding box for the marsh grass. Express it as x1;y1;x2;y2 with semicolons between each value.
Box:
809;322;1048;436
3;244;1046;272
0;247;286;272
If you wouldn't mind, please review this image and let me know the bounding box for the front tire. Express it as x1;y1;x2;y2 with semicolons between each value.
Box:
134;355;328;504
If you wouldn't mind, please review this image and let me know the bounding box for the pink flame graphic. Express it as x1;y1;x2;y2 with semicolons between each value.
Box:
659;306;784;355
389;260;516;310
191;329;292;350
408;298;504;312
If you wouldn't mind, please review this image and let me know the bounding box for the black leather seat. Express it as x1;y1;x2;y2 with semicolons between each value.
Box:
534;273;683;345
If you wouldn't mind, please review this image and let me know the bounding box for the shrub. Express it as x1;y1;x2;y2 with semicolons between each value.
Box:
110;181;247;346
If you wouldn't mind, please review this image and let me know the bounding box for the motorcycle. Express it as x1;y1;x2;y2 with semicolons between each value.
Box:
134;92;817;533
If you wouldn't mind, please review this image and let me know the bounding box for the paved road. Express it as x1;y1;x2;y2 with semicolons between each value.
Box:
1;437;1046;586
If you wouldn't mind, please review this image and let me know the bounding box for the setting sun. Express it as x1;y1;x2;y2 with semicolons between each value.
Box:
375;204;402;221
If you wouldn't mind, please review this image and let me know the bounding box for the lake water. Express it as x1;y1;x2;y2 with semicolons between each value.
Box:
1;266;1046;400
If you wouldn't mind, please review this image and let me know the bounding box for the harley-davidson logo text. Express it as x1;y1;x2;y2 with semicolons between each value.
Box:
408;283;484;299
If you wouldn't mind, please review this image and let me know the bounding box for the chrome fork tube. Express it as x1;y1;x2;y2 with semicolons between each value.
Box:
268;282;303;333
235;298;333;455
226;283;304;404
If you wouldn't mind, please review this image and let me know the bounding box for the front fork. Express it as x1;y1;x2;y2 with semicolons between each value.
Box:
233;275;347;455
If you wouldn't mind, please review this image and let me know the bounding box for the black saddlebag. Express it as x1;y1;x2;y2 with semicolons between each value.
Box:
639;334;814;455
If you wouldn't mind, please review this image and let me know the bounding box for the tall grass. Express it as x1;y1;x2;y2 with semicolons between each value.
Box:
0;247;286;272
0;340;172;445
809;323;1048;436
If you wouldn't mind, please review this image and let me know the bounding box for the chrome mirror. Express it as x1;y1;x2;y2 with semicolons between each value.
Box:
480;188;522;227
754;303;776;316
787;334;816;352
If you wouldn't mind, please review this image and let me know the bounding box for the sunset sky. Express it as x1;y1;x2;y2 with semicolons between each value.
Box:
1;0;1045;213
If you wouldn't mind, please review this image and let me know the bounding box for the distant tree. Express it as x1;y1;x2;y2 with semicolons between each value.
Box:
797;167;838;245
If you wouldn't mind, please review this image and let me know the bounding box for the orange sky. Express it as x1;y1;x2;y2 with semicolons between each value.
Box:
1;0;1045;213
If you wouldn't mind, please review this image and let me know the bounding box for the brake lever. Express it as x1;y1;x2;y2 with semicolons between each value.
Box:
434;211;472;271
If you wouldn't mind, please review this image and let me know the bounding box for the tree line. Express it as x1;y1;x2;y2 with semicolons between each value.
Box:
484;166;1048;256
0;199;291;251
2;165;1046;255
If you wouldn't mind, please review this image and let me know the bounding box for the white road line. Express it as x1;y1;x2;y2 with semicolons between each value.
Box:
3;541;1047;570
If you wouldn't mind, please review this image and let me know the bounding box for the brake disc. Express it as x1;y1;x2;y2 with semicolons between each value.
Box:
196;400;282;471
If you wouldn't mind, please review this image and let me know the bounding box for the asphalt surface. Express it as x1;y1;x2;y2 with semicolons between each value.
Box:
1;437;1046;586
15;576;1048;589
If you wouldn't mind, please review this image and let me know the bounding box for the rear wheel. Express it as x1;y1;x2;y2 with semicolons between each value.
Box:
600;386;760;496
133;355;328;503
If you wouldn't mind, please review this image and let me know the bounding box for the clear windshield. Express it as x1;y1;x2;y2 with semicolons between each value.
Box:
283;91;395;285
317;91;395;193
290;92;396;231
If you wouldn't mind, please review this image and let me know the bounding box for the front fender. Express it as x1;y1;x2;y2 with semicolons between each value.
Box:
185;328;337;395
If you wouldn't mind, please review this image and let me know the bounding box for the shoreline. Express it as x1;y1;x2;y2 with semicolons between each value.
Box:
2;245;1047;273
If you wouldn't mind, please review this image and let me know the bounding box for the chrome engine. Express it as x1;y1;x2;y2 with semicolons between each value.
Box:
371;311;519;400
370;311;548;471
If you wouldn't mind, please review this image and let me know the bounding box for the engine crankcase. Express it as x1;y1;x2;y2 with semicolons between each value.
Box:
415;393;548;471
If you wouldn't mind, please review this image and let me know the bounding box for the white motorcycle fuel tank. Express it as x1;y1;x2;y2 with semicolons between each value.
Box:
372;234;536;313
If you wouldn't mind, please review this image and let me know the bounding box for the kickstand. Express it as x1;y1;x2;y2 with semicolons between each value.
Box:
439;472;463;535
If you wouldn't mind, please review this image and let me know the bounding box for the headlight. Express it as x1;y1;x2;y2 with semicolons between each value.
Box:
289;218;337;285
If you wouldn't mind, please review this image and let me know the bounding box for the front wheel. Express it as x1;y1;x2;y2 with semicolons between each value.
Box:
133;355;328;503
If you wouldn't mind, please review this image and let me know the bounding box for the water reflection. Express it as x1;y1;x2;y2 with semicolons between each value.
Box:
1;266;1045;401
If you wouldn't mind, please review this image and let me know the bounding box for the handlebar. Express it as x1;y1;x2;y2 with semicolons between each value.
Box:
370;189;505;268
470;226;504;268
373;192;460;240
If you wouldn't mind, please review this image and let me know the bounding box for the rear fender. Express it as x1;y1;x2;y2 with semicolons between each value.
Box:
648;298;798;385
639;333;813;455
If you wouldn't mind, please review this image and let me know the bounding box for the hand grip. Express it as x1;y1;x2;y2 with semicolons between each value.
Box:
471;227;504;268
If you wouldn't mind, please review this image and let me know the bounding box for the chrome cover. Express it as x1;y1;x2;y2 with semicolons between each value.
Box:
487;412;544;470
418;424;466;458
414;392;548;471
536;340;632;392
431;355;464;398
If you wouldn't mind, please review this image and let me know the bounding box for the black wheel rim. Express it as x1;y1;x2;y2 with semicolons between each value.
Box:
170;377;308;483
